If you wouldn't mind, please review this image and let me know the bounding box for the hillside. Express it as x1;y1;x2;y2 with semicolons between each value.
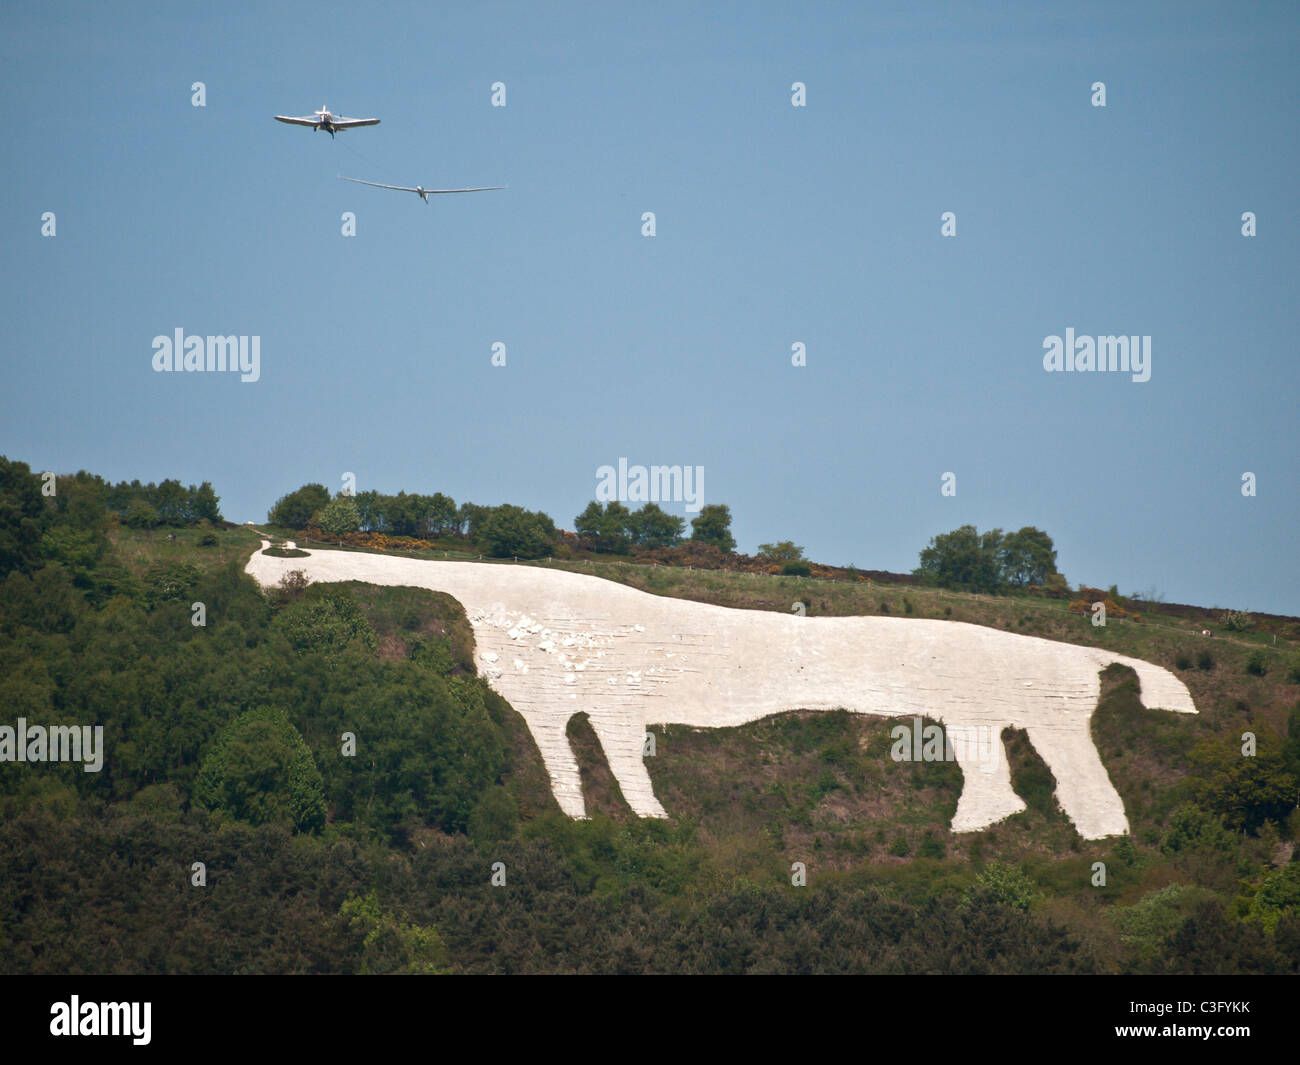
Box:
1;512;1298;974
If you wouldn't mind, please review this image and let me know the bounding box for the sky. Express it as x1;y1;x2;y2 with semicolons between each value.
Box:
2;1;1296;614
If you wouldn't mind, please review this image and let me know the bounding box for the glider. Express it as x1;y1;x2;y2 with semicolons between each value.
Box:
274;106;380;139
339;175;506;202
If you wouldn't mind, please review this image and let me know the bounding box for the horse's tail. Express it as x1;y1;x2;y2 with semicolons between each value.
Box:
1093;650;1197;715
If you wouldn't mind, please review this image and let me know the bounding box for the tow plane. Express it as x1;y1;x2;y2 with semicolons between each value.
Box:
274;106;380;139
339;175;506;202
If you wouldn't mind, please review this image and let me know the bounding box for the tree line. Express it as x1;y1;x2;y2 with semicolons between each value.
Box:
267;481;742;561
913;524;1062;595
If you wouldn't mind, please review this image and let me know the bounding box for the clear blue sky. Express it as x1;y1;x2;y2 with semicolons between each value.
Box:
3;1;1296;613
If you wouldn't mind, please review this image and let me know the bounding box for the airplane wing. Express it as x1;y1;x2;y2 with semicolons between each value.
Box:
332;118;381;128
339;176;506;193
340;177;418;192
274;115;318;127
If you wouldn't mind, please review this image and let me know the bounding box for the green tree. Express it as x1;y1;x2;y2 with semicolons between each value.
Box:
477;505;556;559
1160;804;1234;856
124;499;160;529
629;503;685;549
419;493;459;538
1000;527;1057;587
456;502;489;539
267;483;331;529
757;541;805;562
192;706;326;832
468;786;518;842
1188;733;1298;834
966;861;1042;912
0;456;48;577
318;495;361;539
575;500;633;553
915;525;1005;593
689;504;736;553
340;892;450;974
192;481;222;523
154;479;191;525
274;588;378;660
1240;864;1300;934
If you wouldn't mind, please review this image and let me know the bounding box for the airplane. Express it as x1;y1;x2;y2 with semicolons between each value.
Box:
339;175;506;202
274;106;380;138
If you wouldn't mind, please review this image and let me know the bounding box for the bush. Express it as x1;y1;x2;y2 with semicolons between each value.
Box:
193;706;326;832
1197;651;1215;671
469;787;519;842
197;532;218;547
267;483;331;529
781;560;811;577
1161;804;1233;856
1188;734;1297;834
1239;864;1300;934
143;561;201;606
277;569;310;600
274;588;377;660
1175;653;1192;670
1222;610;1255;633
477;504;556;559
1110;884;1207;960
918;832;945;859
1246;651;1268;677
966;862;1041;912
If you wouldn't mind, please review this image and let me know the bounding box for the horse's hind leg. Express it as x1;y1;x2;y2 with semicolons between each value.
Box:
1021;722;1128;839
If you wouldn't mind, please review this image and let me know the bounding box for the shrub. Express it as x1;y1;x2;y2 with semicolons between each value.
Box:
1175;653;1192;670
1239;864;1300;934
193;706;325;832
1161;804;1233;856
1110;884;1207;960
468;786;519;842
918;832;945;859
781;560;811;577
967;862;1042;912
197;532;218;547
888;835;910;857
277;569;310;600
339;892;450;974
274;588;377;660
1246;651;1268;677
143;561;201;606
1222;609;1254;633
1197;651;1215;671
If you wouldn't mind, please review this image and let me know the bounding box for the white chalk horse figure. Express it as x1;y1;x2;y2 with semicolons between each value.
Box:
247;544;1197;839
